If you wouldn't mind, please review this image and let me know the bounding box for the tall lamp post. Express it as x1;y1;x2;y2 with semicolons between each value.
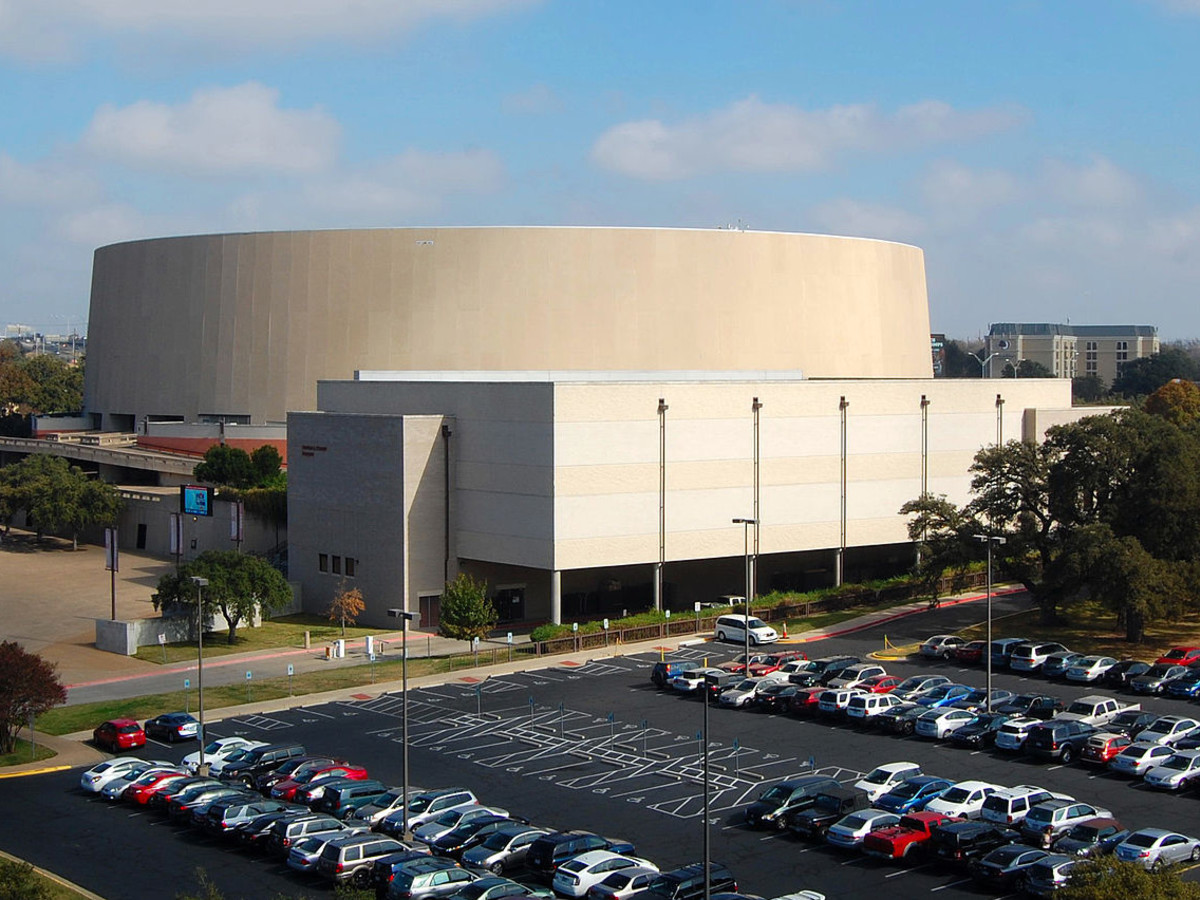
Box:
702;668;711;900
190;576;209;772
973;535;1006;712
388;607;419;836
971;350;1000;379
732;518;757;668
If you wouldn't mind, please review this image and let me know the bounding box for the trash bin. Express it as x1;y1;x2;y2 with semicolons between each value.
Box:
325;645;332;660
365;635;374;657
334;639;345;659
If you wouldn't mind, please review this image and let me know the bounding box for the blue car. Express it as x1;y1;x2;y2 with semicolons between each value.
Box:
916;684;973;708
874;776;953;814
1166;670;1200;699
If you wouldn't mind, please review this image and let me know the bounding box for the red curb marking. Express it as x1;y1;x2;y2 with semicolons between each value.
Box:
561;661;581;667
351;693;372;700
460;676;481;683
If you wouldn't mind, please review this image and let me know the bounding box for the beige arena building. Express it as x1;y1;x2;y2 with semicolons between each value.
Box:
80;226;1095;627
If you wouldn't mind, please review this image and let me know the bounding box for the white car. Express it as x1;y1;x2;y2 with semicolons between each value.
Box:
1065;656;1119;683
923;780;1000;819
1144;750;1200;790
1109;741;1176;776
79;757;162;794
719;677;765;708
826;663;887;689
845;693;905;722
1138;716;1200;746
824;809;901;849
552;851;659;898
914;708;975;739
816;688;867;715
100;765;183;800
994;716;1041;752
854;762;922;802
671;667;723;694
181;737;266;774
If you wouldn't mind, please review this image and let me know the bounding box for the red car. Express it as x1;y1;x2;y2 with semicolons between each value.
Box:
955;641;987;665
1155;647;1200;666
271;764;369;801
1080;732;1132;766
859;674;901;693
788;686;826;716
862;811;961;860
720;653;767;675
93;718;146;752
127;771;189;805
747;650;808;676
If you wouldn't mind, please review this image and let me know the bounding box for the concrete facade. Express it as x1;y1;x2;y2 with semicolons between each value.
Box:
288;372;1087;627
84;227;932;430
985;323;1159;382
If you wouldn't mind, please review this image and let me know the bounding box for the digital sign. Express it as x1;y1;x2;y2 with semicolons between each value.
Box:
180;484;213;517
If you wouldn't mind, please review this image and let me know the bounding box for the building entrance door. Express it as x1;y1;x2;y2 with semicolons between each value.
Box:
419;594;440;629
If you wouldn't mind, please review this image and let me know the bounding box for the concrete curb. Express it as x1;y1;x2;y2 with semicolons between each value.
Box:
0;847;106;900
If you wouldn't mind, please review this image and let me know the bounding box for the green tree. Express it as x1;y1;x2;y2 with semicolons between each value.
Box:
14;354;83;414
1145;379;1200;427
250;444;283;484
1060;857;1200;899
1112;347;1200;397
438;573;497;643
1072;374;1108;404
194;444;256;489
0;455;121;547
0;641;67;755
939;339;987;377
1001;359;1054;378
899;493;978;603
151;550;292;643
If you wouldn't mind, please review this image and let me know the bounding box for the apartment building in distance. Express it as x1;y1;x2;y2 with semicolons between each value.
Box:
985;323;1159;383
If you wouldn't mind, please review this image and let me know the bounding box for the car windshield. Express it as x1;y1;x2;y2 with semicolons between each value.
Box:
747;618;768;629
118;724;141;734
889;782;923;800
989;846;1027;865
840;813;873;829
1065;824;1100;841
941;787;971;803
1161;756;1196;771
862;767;900;785
1025;807;1057;825
735;680;757;691
760;785;792;802
1165;650;1188;660
408;796;434;813
561;859;588;873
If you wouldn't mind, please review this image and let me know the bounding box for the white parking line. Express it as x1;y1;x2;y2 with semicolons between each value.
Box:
930;878;972;892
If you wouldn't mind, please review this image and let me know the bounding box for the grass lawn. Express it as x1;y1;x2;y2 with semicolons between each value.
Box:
133;613;391;664
0;738;56;767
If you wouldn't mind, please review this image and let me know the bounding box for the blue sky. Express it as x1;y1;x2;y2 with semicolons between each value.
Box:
3;0;1200;340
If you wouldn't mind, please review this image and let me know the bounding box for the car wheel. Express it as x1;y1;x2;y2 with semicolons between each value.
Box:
1152;858;1164;872
901;722;915;736
1060;746;1075;764
489;862;505;874
717;631;727;642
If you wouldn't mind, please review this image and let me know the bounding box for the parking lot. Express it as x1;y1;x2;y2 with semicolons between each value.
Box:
6;594;1200;899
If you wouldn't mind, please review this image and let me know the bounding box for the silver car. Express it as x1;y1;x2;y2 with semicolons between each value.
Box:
1114;828;1200;869
586;867;659;900
348;785;426;826
460;824;548;874
1108;741;1175;776
1022;854;1079;897
824;810;901;849
413;806;509;845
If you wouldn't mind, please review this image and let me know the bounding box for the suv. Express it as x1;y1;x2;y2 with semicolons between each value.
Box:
651;660;700;688
981;787;1068;827
629;863;736;900
379;789;479;835
1026;721;1096;763
931;821;1019;868
787;656;860;688
1020;801;1111;848
990;638;1028;669
786;786;869;839
220;743;308;788
743;775;840;828
268;813;359;857
380;857;478;900
315;779;390;818
461;823;548;874
713;614;777;646
994;694;1063;720
525;832;636;880
315;833;409;885
1009;642;1069;673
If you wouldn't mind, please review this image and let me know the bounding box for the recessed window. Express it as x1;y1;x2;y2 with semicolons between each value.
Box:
332;555;342;575
318;553;328;573
345;557;357;577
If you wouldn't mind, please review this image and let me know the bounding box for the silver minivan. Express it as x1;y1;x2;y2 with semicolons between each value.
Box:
315;832;408;885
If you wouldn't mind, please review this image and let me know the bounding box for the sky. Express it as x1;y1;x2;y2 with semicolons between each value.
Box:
2;0;1200;341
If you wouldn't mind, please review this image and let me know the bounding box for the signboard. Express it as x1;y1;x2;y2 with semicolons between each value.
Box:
287;664;294;676
157;633;166;645
104;527;119;572
230;500;244;542
180;484;213;517
169;513;182;555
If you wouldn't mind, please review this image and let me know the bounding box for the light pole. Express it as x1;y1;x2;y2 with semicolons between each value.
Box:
732;518;756;669
190;576;209;772
702;667;711;900
971;350;1000;378
974;535;1006;712
389;607;419;836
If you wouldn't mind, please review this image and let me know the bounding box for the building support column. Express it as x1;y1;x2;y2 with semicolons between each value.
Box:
837;395;849;587
550;570;562;625
656;398;668;612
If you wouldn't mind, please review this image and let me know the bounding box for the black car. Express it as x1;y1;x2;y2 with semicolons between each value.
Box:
994;694;1063;720
629;863;737;900
878;702;927;736
219;742;308;789
754;683;799;713
1026;720;1096;763
1103;659;1152;689
525;832;636;880
931;822;1020;868
371;850;443;899
429;816;515;859
949;713;1011;749
786;656;860;688
703;671;741;701
651;660;701;688
143;712;199;743
254;754;340;794
1051;818;1129;858
785;786;868;839
743;775;840;828
1106;709;1157;739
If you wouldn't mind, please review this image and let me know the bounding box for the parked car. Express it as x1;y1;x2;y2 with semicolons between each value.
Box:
651;660;701;687
719;678;765;709
526;832;637;881
123;769;191;805
889;674;950;702
628;863;737;900
1022;854;1079;897
919;635;966;660
930;821;1019;868
1143;749;1200;790
824;810;900;850
143;711;199;742
316;779;391;819
857;674;901;693
268;813;360;858
552;851;658;898
79;757;160;794
257;754;343;794
874;776;953;815
92;718;145;752
1009;642;1069;673
878;703;928;736
1108;741;1176;777
702;671;741;701
347;786;422;827
753;683;800;714
1051;817;1129;858
288;834;337;874
786;656;860;688
713;614;778;646
461;824;549;874
671;668;724;695
428;816;513;859
1042;652;1086;679
203;798;298;836
1137;715;1200;746
182;737;265;773
914;708;974;739
786;687;826;716
989;638;1028;669
981;787;1072;828
815;688;866;717
586;869;660;900
1130;663;1188;695
743;776;840;828
994;694;1063;720
414;806;510;845
220;742;308;789
949;713;1010;749
913;684;973;708
315;833;412;885
273;763;367;801
1105;710;1158;739
853;762;921;802
862;811;960;860
969;845;1048;887
826;663;887;689
747;651;807;676
454;878;554;900
1079;732;1132;767
382;858;479;900
949;688;1014;713
1114;829;1200;869
785;786;869;839
379;789;479;835
954;641;987;665
719;653;767;676
1064;656;1119;684
1020;801;1111;849
1155;647;1200;666
1103;658;1152;688
923;781;999;820
1164;669;1200;699
1025;721;1096;763
844;693;905;723
994;717;1042;752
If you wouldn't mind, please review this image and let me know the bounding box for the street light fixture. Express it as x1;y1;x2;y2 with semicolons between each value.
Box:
190;576;209;772
732;518;757;670
970;350;1000;378
702;664;712;900
973;535;1006;712
388;607;419;836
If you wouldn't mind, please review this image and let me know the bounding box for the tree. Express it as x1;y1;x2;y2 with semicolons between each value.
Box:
0;641;67;754
1145;379;1200;427
193;444;256;489
939;339;987;378
899;493;979;602
1060;857;1200;899
328;582;366;636
438;573;497;643
16;354;83;414
1072;374;1108;404
0;455;122;547
1001;359;1054;378
250;445;283;484
1112;347;1200;397
151;550;292;643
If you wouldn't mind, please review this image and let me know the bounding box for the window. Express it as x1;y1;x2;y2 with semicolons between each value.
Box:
345;557;357;577
1116;340;1129;362
332;555;342;574
318;553;328;573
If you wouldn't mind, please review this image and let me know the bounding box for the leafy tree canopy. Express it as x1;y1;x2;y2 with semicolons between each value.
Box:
438;573;498;643
1072;374;1109;404
0;455;121;548
1060;857;1200;899
194;443;286;492
151;550;292;643
0;641;67;754
1001;359;1054;378
1145;379;1200;427
328;582;366;636
1112;347;1200;397
0;348;83;416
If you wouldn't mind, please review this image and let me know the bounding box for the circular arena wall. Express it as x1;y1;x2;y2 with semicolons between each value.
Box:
83;227;932;427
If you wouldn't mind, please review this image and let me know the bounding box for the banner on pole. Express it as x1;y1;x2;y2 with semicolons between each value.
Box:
231;500;244;542
169;513;182;555
104;527;119;572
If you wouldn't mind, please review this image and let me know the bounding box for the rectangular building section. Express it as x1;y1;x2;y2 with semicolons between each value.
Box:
985;323;1159;383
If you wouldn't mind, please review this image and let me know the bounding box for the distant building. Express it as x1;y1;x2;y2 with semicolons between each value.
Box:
985;323;1159;383
930;333;946;376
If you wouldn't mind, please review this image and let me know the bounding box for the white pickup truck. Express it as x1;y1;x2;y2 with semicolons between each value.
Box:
1054;695;1139;727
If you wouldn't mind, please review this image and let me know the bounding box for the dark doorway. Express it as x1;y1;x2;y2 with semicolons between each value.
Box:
136;523;147;550
493;586;525;623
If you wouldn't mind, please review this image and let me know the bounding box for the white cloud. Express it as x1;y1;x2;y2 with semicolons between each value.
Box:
82;83;340;176
54;202;155;245
0;153;100;206
502;83;563;115
1040;156;1143;208
0;0;541;62
808;198;926;243
591;96;1026;180
920;160;1021;216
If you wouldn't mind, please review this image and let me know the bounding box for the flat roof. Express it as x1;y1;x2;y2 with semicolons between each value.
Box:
354;370;808;384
